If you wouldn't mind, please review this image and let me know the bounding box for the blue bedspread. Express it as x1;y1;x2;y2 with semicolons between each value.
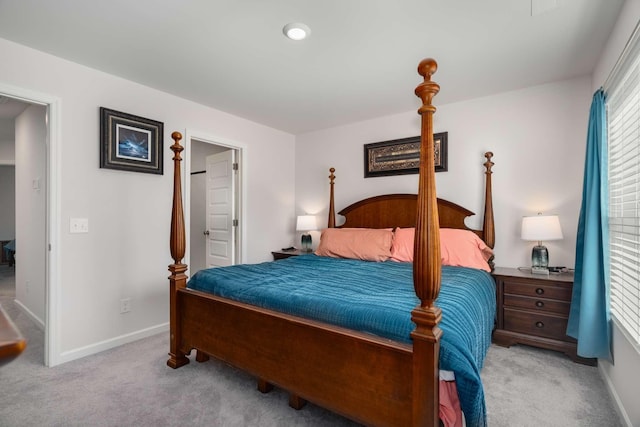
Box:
188;255;495;426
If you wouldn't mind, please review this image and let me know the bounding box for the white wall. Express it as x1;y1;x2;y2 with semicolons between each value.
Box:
14;104;47;327
0;165;15;241
593;0;640;92
0;37;295;363
591;1;640;425
295;76;591;269
0;118;15;164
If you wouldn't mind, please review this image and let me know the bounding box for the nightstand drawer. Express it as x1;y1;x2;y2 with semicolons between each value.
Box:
504;281;571;301
503;294;570;315
503;308;574;342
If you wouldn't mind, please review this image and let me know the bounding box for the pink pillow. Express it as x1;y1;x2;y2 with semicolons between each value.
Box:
390;227;493;272
390;227;415;263
315;228;393;262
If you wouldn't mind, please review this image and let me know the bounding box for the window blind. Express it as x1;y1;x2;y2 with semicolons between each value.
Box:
607;46;640;347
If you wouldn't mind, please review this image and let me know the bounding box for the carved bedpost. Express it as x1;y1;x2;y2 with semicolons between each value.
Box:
483;152;495;248
411;58;442;427
327;168;336;228
482;151;496;270
167;131;189;369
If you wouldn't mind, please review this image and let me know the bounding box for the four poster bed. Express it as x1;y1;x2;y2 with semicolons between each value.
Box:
167;59;496;426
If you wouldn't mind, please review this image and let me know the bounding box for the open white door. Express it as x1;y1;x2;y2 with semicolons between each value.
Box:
205;150;236;267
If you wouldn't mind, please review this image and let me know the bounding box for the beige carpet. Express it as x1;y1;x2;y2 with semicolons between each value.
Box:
0;267;623;426
482;345;622;426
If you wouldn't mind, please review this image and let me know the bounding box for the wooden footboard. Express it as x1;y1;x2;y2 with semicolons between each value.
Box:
167;59;461;426
178;289;415;426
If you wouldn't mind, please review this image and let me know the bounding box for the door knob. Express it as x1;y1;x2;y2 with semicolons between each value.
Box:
203;230;210;236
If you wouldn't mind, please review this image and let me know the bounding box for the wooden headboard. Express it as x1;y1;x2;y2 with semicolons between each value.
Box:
326;152;496;249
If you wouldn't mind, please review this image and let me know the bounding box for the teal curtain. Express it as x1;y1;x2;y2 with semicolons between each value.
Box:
566;89;612;361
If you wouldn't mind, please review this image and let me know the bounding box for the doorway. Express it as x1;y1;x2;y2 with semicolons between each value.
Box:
0;86;60;367
185;132;245;274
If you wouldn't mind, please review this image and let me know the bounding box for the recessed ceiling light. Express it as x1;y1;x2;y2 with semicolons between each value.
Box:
283;23;311;41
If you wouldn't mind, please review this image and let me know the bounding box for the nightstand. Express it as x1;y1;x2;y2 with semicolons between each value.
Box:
271;249;306;260
492;267;595;365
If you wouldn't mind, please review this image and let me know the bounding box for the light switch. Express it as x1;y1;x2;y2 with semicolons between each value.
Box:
70;218;89;233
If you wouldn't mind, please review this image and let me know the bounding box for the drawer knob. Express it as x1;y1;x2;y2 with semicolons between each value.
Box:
535;321;544;328
536;301;544;308
535;288;544;295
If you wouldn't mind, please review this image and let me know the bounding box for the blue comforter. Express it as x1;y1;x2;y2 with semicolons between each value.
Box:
188;255;495;426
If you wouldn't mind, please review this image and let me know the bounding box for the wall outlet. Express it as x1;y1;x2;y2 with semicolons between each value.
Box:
120;298;131;314
70;218;89;233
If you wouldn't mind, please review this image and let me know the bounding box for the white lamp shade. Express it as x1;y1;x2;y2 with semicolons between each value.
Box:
521;215;563;241
296;215;317;231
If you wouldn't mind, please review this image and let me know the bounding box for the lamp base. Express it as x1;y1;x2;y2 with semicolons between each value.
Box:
300;233;312;252
531;244;549;274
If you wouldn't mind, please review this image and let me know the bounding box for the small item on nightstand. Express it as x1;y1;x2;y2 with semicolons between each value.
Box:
272;248;302;261
548;266;567;273
531;267;550;275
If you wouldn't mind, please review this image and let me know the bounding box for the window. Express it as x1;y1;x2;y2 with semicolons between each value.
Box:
607;42;640;347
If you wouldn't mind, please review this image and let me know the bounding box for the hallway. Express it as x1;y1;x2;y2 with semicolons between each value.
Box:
0;264;15;297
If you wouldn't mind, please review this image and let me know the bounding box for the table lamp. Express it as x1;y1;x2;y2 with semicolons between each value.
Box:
296;215;317;252
521;213;563;274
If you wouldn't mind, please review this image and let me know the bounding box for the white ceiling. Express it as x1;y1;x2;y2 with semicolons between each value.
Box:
0;0;624;134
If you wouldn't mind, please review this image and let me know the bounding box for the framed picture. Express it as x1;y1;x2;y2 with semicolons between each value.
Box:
364;132;448;178
100;107;164;175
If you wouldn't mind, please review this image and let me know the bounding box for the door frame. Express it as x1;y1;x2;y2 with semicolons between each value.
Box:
184;130;246;269
0;82;61;367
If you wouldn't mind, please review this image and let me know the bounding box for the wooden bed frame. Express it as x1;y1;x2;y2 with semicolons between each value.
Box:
167;58;495;426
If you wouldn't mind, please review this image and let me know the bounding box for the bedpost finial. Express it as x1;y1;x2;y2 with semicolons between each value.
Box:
170;131;184;160
329;167;335;182
484;152;494;173
417;58;438;79
415;58;440;115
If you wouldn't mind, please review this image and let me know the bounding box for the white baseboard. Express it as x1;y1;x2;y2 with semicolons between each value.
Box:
13;298;45;330
599;363;633;427
57;322;169;365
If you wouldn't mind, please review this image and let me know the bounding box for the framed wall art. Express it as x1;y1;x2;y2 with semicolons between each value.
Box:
100;107;164;175
364;132;448;178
